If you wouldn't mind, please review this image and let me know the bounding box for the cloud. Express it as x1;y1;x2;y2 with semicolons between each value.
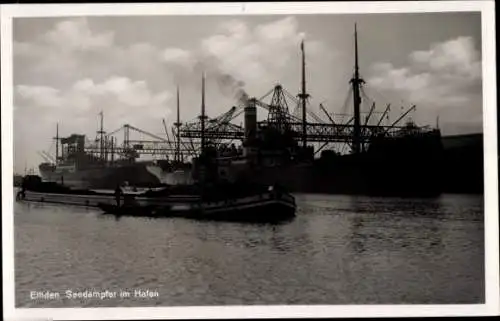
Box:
14;18;172;92
16;76;171;121
161;48;196;68
15;18;114;57
160;16;328;98
16;85;63;108
15;16;331;106
409;36;481;79
43;18;114;52
200;16;310;82
14;16;329;110
366;36;482;133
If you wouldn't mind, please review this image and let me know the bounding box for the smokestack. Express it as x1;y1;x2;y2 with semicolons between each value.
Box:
244;98;257;145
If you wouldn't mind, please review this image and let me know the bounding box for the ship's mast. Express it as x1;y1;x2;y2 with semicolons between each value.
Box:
298;40;310;149
350;23;364;154
175;85;182;162
110;136;115;163
98;111;105;161
54;122;59;164
200;73;207;154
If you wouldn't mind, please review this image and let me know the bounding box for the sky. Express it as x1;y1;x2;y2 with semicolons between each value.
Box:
12;12;482;173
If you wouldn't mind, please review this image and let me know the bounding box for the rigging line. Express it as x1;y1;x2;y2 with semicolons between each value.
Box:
341;86;353;112
360;87;374;106
106;125;125;137
231;108;245;121
293;94;325;124
307;109;325;124
364;85;394;107
281;93;291;112
282;85;298;98
291;102;301;117
47;140;55;154
259;87;275;102
284;88;301;105
340;88;353;121
360;88;375;117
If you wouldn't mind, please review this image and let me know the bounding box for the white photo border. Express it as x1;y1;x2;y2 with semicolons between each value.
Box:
2;1;498;319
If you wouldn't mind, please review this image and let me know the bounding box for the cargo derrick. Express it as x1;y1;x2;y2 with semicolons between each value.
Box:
178;25;438;161
177;84;425;155
84;122;200;163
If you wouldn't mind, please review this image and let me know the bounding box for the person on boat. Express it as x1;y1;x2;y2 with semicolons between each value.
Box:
16;177;27;201
114;184;124;207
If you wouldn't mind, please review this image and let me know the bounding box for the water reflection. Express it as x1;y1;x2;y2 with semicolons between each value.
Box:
269;227;291;253
347;197;446;255
347;196;446;217
350;216;367;254
15;194;484;306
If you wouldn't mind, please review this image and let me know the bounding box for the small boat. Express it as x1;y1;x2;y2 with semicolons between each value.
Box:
195;185;296;223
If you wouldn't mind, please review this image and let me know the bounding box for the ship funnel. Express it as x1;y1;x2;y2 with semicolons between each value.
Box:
244;97;257;145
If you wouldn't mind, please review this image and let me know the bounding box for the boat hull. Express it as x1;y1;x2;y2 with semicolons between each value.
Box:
17;187;296;223
18;190;117;207
39;162;161;189
17;190;199;208
194;197;295;223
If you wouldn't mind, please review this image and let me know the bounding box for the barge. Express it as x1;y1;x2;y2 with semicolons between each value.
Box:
16;175;296;223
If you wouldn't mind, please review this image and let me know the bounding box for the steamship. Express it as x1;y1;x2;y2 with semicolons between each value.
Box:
39;124;160;190
145;25;446;197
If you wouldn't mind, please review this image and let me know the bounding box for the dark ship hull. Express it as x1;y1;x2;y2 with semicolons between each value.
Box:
440;133;483;194
311;131;445;197
38;162;161;189
141;131;483;197
234;130;445;197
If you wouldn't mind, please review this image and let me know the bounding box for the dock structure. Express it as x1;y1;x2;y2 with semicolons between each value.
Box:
51;25;434;163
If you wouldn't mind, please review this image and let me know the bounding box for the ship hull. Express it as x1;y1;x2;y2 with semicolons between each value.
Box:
145;165;194;185
236;131;446;197
38;162;161;189
134;132;479;197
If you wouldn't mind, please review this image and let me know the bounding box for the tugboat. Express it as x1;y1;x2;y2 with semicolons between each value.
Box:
193;183;296;223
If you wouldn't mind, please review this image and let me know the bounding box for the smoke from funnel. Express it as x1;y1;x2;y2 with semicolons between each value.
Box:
214;73;249;106
164;50;249;106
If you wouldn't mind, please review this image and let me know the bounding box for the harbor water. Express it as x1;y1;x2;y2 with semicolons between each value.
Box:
14;193;484;307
